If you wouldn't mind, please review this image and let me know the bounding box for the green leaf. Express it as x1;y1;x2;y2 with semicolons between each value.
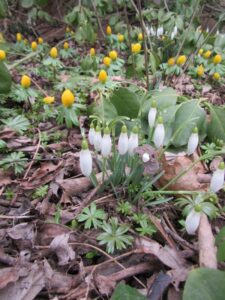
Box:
110;283;147;300
0;62;12;94
149;51;160;74
92;99;118;123
183;268;225;300
2;115;30;134
20;0;34;8
151;87;177;109
0;0;7;18
207;105;225;142
110;87;140;119
215;227;225;262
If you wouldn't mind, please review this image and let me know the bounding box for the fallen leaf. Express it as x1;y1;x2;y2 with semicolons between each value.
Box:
7;222;35;250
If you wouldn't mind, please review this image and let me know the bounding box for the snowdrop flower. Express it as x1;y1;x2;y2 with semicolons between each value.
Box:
157;26;163;37
216;30;220;36
187;127;199;155
101;127;112;158
118;125;129;155
148;100;157;128
128;126;139;155
94;125;102;152
173;26;178;36
185;207;201;235
153;116;165;148
79;140;92;177
88;122;95;145
150;27;155;36
171;31;175;40
210;162;225;193
206;27;209;33
142;152;150;163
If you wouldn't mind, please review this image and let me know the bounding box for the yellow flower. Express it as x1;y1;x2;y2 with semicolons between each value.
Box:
98;70;108;83
16;33;22;42
64;42;69;50
138;32;143;41
176;55;187;65
198;48;203;55
106;25;112;35
38;37;43;44
118;34;124;42
213;54;222;65
43;96;55;104
0;50;6;61
21;75;31;89
168;57;175;66
66;27;70;33
131;43;141;54
213;73;220;81
50;47;58;58
109;50;117;61
197;65;204;77
203;50;211;59
90;48;95;56
103;56;111;67
61;89;75;107
31;41;37;51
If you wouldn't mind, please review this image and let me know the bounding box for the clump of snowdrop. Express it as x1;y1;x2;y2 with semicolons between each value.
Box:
118;125;129;155
88;122;95;145
101;127;112;158
148;100;157;128
79;139;92;177
187;127;199;155
153;116;165;148
94;125;102;152
128;126;139;155
210;162;225;193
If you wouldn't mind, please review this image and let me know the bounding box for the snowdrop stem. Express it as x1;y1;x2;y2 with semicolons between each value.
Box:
148;126;153;144
89;172;98;187
102;157;107;182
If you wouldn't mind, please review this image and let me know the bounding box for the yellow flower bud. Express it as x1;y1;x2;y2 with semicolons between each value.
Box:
118;34;124;42
106;25;112;35
98;70;107;83
176;55;187;65
138;32;143;41
203;50;211;59
109;50;117;60
0;50;6;61
131;43;141;54
213;54;222;65
103;56;111;67
38;37;43;44
61;89;75;107
16;33;22;42
43;96;55;104
21;75;31;89
213;73;220;81
66;27;70;33
90;48;95;56
64;42;69;50
197;65;204;77
168;57;175;66
198;48;203;55
50;47;58;58
31;41;37;51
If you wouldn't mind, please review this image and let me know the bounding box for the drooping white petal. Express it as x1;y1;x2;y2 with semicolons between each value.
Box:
101;134;112;157
142;152;150;163
148;107;157;128
187;133;199;155
94;131;102;152
79;149;92;177
88;128;95;145
128;133;138;155
185;209;201;235
118;132;128;155
210;168;225;193
173;26;178;36
171;32;175;40
153;124;165;148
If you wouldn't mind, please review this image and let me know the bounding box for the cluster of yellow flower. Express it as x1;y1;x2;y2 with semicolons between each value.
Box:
168;55;187;67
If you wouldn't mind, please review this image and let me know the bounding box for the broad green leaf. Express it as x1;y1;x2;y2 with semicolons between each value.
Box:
110;283;147;300
183;268;225;300
172;100;206;147
0;0;7;18
149;51;160;74
92;99;118;123
110;87;140;119
215;226;225;262
0;62;12;94
20;0;34;8
2;115;30;134
207;105;225;142
151;87;177;109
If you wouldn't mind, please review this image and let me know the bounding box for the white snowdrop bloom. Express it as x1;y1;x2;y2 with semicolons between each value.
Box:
79;140;92;177
93;125;102;152
173;26;178;36
153;116;165;148
101;127;112;158
142;152;150;163
128;126;139;155
206;27;209;33
171;31;175;40
148;100;157;128
118;125;129;155
185;208;201;235
216;30;220;36
210;162;225;193
187;127;199;155
150;27;155;36
88;123;95;145
157;26;163;37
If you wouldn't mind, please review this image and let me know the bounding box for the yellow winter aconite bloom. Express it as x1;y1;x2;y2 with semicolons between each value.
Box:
64;42;69;50
138;32;143;41
109;50;117;60
90;48;95;56
16;33;22;42
197;65;204;77
213;72;220;80
0;50;6;61
106;25;112;35
131;43;141;54
50;47;58;58
168;57;175;66
198;48;204;55
203;50;211;59
21;75;31;88
118;34;124;42
66;27;70;33
31;41;37;51
38;37;43;44
61;89;75;107
43;96;55;104
103;56;111;67
176;55;187;65
213;54;222;65
98;70;108;83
